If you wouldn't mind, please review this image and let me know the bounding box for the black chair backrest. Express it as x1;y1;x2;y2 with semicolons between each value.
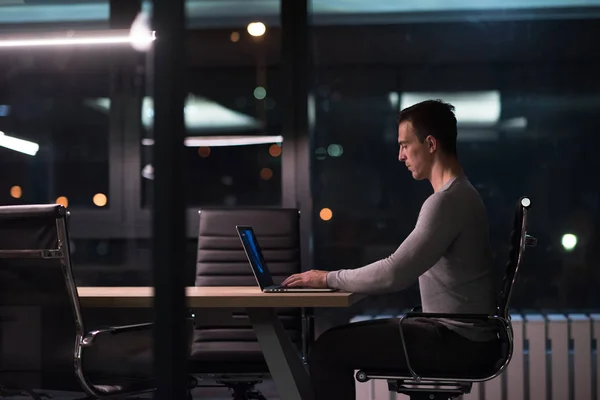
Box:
193;208;302;352
496;197;533;319
195;208;301;287
0;204;82;389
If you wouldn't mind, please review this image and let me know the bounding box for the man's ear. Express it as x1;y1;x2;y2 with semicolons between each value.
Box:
426;135;437;153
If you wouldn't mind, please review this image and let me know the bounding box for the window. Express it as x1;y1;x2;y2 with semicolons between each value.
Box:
311;7;600;310
140;14;283;208
0;45;112;209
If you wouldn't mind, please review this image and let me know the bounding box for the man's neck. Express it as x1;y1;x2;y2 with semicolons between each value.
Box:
428;158;463;192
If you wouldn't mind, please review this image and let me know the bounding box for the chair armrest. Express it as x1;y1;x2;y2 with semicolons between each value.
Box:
108;322;154;334
401;312;511;332
402;312;497;321
82;323;153;347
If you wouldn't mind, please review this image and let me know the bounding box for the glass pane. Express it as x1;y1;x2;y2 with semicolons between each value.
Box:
0;44;111;209
0;1;109;30
141;9;283;208
312;6;600;310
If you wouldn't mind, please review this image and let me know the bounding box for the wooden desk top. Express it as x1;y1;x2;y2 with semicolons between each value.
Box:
78;286;365;308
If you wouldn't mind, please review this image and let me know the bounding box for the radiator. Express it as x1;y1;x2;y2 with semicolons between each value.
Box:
353;313;600;400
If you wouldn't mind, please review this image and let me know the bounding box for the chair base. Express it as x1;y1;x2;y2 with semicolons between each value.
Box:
388;379;471;400
217;381;266;400
193;372;269;400
402;393;463;400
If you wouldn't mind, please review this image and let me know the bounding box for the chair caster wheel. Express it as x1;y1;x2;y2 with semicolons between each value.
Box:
356;370;368;382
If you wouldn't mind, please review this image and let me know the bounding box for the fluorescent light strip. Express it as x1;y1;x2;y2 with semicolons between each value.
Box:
0;131;39;156
186;135;283;147
0;31;155;48
142;135;283;147
400;91;501;126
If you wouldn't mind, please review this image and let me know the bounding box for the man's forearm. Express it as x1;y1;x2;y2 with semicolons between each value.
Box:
326;253;421;294
326;260;393;294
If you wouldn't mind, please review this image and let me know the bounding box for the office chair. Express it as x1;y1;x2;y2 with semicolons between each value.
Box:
0;204;194;399
355;196;537;400
189;208;312;400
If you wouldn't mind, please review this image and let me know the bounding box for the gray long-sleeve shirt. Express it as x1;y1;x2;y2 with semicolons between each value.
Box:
326;175;498;341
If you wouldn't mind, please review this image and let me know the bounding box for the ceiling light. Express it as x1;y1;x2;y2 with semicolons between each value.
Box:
142;135;283;147
400;91;501;126
87;96;260;133
130;11;153;52
247;22;266;37
0;29;155;49
0;131;39;156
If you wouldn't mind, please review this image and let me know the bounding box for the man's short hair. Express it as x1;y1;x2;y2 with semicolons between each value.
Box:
398;99;458;156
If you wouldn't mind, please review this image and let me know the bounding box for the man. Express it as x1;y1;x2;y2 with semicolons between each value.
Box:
281;100;501;399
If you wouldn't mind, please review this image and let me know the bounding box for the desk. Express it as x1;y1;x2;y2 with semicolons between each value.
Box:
78;286;362;308
78;287;365;400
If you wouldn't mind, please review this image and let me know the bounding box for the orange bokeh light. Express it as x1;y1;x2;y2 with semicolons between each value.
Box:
269;144;282;157
9;185;22;199
198;147;211;157
260;167;273;180
319;208;333;221
56;196;69;207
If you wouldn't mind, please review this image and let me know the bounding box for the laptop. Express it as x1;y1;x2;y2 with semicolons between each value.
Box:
236;225;336;292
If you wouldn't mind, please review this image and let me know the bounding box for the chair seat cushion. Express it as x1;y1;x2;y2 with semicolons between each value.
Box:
189;360;270;375
361;366;495;381
360;353;506;381
189;342;272;374
360;329;509;382
192;327;302;342
189;327;302;372
89;375;155;395
82;329;153;377
190;341;265;362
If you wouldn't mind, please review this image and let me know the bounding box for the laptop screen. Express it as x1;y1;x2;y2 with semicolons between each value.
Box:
237;226;274;289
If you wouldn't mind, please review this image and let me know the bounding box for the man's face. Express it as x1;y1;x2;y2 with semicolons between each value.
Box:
398;121;433;180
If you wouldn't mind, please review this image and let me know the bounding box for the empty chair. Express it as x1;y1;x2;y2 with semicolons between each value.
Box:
189;208;312;399
355;196;537;400
0;204;194;398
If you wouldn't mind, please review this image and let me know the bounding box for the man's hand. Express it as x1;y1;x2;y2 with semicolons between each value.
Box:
281;270;329;289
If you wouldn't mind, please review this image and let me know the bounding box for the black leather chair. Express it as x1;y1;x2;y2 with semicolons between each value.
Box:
0;204;194;399
355;196;537;400
189;208;312;400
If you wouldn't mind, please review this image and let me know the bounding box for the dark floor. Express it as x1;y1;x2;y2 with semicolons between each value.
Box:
2;380;280;400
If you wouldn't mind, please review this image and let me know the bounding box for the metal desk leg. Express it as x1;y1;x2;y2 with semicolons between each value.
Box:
246;308;314;400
